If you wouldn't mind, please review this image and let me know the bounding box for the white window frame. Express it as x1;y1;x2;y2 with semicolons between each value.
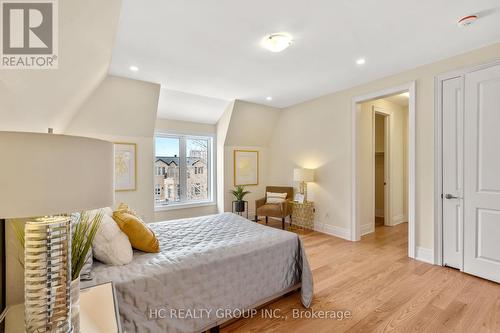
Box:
154;132;216;211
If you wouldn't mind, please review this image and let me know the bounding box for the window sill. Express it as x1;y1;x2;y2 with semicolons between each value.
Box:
154;201;217;212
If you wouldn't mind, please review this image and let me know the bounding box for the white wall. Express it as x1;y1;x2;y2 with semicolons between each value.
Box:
222;101;282;215
156;118;216;135
65;76;160;222
266;42;500;250
225;101;281;146
216;101;235;212
154;118;218;221
224;146;270;217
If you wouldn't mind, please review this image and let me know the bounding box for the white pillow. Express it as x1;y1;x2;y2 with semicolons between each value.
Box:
92;214;133;266
266;192;287;204
87;207;113;219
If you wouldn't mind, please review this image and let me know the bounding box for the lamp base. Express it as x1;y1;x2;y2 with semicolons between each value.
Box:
299;182;308;202
24;216;72;333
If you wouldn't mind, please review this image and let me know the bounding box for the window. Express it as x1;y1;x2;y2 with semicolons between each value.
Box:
154;134;213;208
154;185;161;196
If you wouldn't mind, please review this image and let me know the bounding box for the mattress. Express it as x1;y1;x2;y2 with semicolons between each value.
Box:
83;212;313;333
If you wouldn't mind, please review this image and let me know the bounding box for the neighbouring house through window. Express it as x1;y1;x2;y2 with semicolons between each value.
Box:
154;134;213;208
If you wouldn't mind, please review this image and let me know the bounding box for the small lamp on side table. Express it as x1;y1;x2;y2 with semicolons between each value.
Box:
0;131;114;333
293;168;315;202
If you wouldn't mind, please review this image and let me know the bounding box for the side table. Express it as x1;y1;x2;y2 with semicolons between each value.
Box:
3;282;122;333
290;201;315;230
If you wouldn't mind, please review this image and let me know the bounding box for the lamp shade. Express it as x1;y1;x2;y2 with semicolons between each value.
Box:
293;168;314;182
0;131;114;218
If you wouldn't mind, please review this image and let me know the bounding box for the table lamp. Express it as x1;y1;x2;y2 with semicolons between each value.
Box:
0;131;114;333
293;168;315;202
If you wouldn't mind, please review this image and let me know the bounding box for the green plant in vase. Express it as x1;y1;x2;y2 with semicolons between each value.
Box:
230;185;251;213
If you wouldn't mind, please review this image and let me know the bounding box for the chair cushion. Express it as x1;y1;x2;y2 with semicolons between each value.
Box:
257;203;282;217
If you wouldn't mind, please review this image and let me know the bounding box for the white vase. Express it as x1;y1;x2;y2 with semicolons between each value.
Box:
70;277;81;333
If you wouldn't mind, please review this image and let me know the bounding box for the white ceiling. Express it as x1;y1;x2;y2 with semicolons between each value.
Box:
157;89;230;124
110;0;500;122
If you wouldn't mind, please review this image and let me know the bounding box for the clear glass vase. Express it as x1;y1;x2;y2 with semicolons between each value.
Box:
24;217;71;333
70;277;81;333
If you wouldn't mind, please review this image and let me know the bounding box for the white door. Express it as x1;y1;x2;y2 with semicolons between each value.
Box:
463;64;500;283
442;76;464;269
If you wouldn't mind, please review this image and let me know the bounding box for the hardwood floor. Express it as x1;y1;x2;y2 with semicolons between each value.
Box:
222;220;500;333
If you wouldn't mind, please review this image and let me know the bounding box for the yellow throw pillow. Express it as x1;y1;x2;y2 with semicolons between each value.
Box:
112;211;160;253
116;202;139;217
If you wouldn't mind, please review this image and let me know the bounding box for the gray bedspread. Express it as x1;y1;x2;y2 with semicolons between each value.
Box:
83;213;313;333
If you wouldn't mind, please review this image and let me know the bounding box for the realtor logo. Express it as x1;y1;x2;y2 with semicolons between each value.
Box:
1;0;58;69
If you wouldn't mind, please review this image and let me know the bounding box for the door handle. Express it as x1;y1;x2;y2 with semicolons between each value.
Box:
444;194;461;199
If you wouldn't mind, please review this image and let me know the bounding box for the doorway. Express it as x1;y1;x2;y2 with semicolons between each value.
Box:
351;82;416;259
358;96;408;235
374;111;389;227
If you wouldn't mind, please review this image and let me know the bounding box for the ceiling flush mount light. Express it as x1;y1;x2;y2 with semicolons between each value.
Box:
261;33;293;53
129;65;139;72
458;15;478;27
356;58;366;65
266;96;273;101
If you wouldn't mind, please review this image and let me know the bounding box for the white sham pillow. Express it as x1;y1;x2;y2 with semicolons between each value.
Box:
87;207;113;219
266;192;287;204
92;214;133;266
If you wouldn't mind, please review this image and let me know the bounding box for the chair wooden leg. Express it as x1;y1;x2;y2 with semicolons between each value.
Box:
282;217;285;230
290;215;293;227
265;216;268;224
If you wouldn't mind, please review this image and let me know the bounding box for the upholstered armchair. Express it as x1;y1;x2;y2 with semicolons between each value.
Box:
255;186;293;230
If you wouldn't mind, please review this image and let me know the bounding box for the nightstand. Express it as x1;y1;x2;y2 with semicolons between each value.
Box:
4;282;122;333
290;201;315;230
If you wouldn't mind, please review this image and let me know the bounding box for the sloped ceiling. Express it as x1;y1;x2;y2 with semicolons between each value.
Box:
157;89;230;124
0;0;122;133
224;100;281;147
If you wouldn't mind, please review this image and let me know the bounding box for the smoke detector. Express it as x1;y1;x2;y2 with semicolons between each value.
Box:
458;15;478;27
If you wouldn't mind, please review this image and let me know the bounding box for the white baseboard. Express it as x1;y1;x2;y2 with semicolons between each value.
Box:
392;214;406;226
415;246;434;264
315;223;350;240
361;223;374;236
375;208;384;218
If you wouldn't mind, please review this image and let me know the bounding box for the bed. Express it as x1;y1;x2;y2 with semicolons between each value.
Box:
82;212;313;333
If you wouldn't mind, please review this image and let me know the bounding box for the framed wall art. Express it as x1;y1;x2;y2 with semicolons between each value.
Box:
114;142;137;191
233;150;259;186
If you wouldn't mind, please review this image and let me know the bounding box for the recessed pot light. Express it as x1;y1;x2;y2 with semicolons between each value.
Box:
266;96;273;101
261;33;293;53
356;58;366;65
129;65;139;72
